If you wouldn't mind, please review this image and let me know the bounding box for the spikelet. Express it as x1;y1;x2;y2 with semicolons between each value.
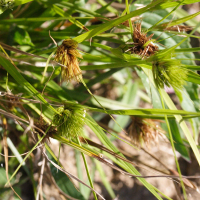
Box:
128;117;164;147
53;103;86;139
152;59;188;90
54;39;83;83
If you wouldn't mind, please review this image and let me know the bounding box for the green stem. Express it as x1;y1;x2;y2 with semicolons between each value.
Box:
147;0;184;32
159;89;187;200
75;150;85;195
77;137;98;200
81;80;128;140
57;142;61;167
125;0;134;38
41;50;56;84
5;133;46;186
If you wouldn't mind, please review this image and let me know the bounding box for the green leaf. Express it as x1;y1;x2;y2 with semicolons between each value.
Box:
47;152;86;200
155;0;200;10
13;26;34;46
175;47;200;53
86;114;168;200
165;119;190;161
187;70;200;85
73;0;165;43
167;8;200;32
136;68;162;108
175;88;200;142
89;107;200;117
111;79;139;133
53;5;87;30
0;56;58;114
156;10;200;30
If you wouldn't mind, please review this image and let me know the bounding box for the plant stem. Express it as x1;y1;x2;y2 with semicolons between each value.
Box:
125;0;134;38
77;137;98;200
159;89;187;200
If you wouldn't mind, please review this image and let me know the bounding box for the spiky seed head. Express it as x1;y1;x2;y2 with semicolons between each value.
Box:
152;59;188;90
128;117;164;148
54;39;83;83
53;103;86;139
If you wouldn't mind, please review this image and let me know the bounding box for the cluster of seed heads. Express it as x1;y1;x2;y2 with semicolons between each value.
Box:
52;22;189;139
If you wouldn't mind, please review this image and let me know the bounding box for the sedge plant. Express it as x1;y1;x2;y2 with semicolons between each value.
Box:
0;0;200;200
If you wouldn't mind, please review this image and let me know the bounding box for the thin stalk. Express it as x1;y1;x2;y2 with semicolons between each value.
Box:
95;160;115;199
77;137;98;200
147;0;184;32
75;150;85;195
81;80;129;140
41;50;56;84
4;122;52;186
159;89;187;200
57;142;61;170
5;133;46;186
125;0;134;38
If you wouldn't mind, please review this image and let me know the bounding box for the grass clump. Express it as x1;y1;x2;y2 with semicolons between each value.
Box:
0;0;200;200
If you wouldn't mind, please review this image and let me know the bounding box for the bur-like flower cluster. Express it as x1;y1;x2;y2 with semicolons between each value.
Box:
128;117;164;147
53;103;86;139
152;59;188;90
54;39;83;83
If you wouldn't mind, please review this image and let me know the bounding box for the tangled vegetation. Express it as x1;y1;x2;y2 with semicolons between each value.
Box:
0;0;200;200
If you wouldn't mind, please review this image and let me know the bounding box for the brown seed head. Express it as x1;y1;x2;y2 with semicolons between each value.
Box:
121;16;142;27
162;24;193;32
127;117;164;148
54;39;83;82
130;23;159;57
